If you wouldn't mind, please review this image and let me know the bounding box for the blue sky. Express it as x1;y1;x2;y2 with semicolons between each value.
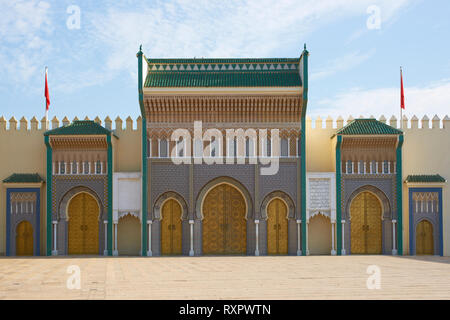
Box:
1;0;449;124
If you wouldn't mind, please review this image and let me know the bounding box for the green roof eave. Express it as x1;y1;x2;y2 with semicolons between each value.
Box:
405;174;446;184
3;173;44;184
44;120;118;139
331;119;403;138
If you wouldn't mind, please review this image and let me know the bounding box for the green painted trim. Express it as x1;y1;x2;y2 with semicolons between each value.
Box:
335;135;343;255
137;47;145;117
107;134;113;256
138;46;148;256
44;135;52;256
396;134;404;255
300;47;308;255
141;117;148;256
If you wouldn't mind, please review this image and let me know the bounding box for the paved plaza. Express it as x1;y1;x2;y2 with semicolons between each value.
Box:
0;256;449;300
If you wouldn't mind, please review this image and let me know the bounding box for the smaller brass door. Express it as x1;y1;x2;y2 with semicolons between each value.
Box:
267;199;288;255
16;221;33;256
161;199;182;255
416;220;434;255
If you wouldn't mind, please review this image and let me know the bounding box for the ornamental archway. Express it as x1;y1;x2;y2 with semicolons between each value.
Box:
117;214;141;256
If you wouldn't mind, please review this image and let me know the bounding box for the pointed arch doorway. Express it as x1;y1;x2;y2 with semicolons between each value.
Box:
16;221;33;256
267;198;288;255
161;199;183;255
416;220;434;255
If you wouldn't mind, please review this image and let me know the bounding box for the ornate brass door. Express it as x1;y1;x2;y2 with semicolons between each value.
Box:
161;199;182;255
203;184;246;255
16;221;33;256
68;193;99;255
350;192;382;254
416;220;434;255
267;199;288;255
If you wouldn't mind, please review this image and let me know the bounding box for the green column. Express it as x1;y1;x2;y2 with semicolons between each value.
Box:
107;134;113;256
141;117;148;256
300;46;309;255
396;134;404;255
45;135;52;256
137;46;148;256
335;135;342;255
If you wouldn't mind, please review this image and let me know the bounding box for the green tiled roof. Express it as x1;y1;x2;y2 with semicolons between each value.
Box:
3;173;44;183
144;57;302;88
336;119;403;135
405;175;446;183
44;120;114;136
145;71;301;88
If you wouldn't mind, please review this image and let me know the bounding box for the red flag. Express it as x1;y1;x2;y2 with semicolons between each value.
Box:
45;67;50;115
400;68;405;110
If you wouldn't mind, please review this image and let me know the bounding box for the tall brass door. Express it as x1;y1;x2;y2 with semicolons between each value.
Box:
161;199;182;255
350;192;382;254
203;184;246;255
267;199;288;255
416;220;434;255
16;221;33;256
68;193;99;255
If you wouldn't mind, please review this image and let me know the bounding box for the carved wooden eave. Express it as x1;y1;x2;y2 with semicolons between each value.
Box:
143;94;302;124
341;136;398;149
49;135;108;150
147;126;301;140
341;136;398;162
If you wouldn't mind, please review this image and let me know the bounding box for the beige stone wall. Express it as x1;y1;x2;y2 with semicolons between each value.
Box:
0;117;47;255
0;116;142;255
1;114;449;256
306;115;450;256
112;117;142;173
401;117;450;256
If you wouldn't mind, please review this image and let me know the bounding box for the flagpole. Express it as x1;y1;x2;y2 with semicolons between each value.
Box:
45;67;48;122
400;67;403;130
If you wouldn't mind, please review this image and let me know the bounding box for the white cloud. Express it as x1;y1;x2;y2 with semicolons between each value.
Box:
0;0;52;84
0;0;415;91
90;0;414;78
309;78;450;120
310;49;375;81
